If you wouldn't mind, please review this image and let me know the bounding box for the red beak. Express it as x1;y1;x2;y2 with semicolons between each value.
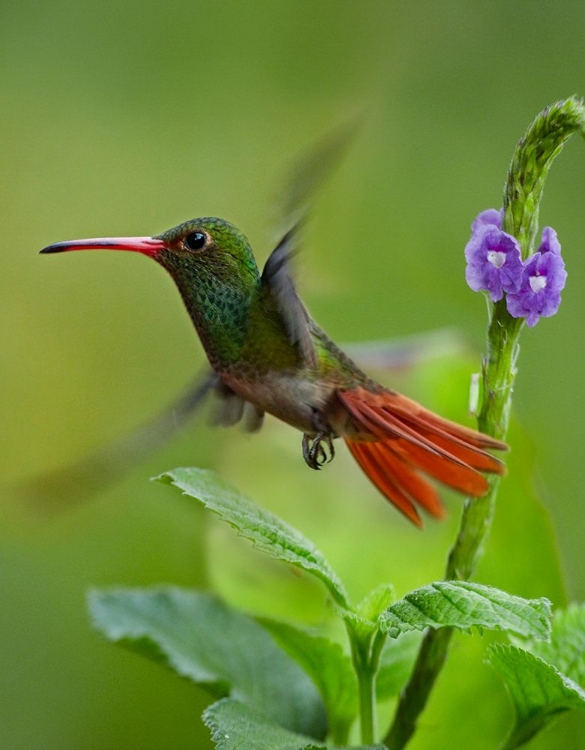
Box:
40;236;166;257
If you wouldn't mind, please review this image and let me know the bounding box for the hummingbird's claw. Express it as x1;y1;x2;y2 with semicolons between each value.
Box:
302;431;335;470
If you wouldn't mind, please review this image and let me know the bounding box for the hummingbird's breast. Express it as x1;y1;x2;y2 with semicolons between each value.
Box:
220;369;339;435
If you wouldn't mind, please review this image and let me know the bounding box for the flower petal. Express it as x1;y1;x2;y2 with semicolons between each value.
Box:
471;208;502;232
464;218;523;302
506;239;567;325
538;226;561;256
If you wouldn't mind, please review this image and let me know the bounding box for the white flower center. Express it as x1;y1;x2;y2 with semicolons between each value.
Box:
529;274;547;293
487;250;506;269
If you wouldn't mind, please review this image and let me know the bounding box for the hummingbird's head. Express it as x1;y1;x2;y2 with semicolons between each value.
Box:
41;217;264;368
153;217;259;286
40;216;260;289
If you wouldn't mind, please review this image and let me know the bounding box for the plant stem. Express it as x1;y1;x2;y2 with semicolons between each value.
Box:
348;633;375;745
357;662;376;745
347;625;388;744
446;307;521;579
385;302;520;750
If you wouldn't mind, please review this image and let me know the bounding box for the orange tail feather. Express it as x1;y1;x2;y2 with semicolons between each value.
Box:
338;387;507;526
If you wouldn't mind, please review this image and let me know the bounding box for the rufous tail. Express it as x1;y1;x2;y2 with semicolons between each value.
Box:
337;387;507;527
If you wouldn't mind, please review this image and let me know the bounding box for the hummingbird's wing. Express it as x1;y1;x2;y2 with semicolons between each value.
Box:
261;222;318;368
264;119;360;369
276;116;360;227
15;371;219;514
16;370;268;515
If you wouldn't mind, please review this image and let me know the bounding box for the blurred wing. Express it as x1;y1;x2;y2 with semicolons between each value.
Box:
17;371;270;515
277;116;360;226
264;118;360;369
16;371;219;514
261;222;317;368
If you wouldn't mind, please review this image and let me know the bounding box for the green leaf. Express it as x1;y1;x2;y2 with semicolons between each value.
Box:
487;643;585;749
379;581;551;640
88;588;327;739
258;618;358;744
356;584;395;622
156;468;349;608
340;584;395;643
376;632;420;700
204;698;386;750
527;603;585;685
203;698;324;750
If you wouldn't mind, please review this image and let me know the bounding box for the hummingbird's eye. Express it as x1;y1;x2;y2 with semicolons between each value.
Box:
184;231;207;251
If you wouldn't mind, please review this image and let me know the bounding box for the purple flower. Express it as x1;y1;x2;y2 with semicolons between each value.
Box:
506;227;567;327
538;225;562;256
465;210;523;302
471;208;502;232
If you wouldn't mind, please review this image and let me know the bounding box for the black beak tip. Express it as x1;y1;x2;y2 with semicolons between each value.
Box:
39;244;62;254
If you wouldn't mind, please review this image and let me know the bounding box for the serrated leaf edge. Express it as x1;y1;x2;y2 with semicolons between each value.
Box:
379;581;551;640
156;468;350;608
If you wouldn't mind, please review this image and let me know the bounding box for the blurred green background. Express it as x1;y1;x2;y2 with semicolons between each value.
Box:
2;1;585;748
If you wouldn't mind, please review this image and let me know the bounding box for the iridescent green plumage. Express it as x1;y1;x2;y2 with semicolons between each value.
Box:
155;217;372;435
155;218;261;371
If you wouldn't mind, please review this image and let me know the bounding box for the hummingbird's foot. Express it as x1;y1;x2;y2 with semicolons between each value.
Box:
302;431;335;471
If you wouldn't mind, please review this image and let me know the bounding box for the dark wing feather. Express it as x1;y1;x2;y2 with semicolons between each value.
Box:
261;222;318;368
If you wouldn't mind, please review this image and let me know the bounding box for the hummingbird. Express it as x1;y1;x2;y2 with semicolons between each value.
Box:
41;217;506;526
